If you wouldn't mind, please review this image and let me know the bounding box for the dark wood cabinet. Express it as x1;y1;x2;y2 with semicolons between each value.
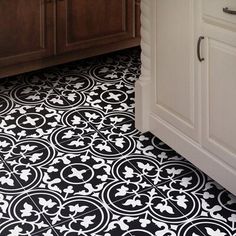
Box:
57;0;136;54
0;0;54;67
135;0;141;37
0;0;140;78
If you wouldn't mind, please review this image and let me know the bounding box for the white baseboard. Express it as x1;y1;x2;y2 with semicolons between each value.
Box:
149;114;236;195
135;79;151;132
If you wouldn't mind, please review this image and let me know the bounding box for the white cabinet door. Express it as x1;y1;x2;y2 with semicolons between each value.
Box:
202;24;236;169
136;0;236;195
150;0;200;141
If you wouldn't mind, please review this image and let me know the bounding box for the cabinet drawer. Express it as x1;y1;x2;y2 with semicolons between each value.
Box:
203;0;236;29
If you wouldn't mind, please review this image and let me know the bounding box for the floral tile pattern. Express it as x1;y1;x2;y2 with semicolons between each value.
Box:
0;47;236;236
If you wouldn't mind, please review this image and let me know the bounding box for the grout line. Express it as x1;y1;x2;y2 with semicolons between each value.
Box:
0;77;97;161
0;156;60;236
1;121;208;235
0;50;210;235
1;150;157;235
0;58;137;143
103;136;210;235
1;127;97;162
0;82;55;119
34;171;197;234
34;185;158;233
0;53;137;226
0;53;144;234
104;135;211;236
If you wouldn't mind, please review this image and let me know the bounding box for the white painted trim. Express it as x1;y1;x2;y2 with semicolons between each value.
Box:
149;114;236;195
135;0;152;132
136;0;236;195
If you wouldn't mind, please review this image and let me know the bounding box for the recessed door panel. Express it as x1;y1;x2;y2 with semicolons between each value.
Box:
152;0;199;140
56;0;135;53
202;37;236;168
0;0;54;67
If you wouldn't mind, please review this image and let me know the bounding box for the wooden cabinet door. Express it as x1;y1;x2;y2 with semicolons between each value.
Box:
0;0;54;68
56;0;135;54
135;0;141;38
202;25;236;169
149;0;200;141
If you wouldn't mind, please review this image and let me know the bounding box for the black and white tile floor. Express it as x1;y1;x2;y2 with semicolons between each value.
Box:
0;48;235;236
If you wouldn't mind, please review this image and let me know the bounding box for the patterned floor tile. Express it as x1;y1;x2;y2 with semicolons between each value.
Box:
0;197;52;236
0;104;62;139
84;82;135;113
63;106;137;134
29;189;110;230
0;162;25;195
96;130;197;187
31;228;58;236
10;78;54;106
132;132;182;160
0;76;23;98
88;49;141;85
0;163;54;235
50;128;125;159
2;132;118;197
31;150;114;198
155;171;236;236
50;76;94;110
0;95;15;117
15;66;61;85
89;186;203;236
0;131;58;163
0;47;236;236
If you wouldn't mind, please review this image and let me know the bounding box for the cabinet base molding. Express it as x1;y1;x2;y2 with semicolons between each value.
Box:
149;114;236;195
135;78;151;132
0;39;140;79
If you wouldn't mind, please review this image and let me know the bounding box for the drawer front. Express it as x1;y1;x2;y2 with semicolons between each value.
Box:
203;0;236;29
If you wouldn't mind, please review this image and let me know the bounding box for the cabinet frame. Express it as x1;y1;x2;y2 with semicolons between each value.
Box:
135;0;236;195
56;0;136;54
202;22;236;170
0;0;55;68
0;0;140;78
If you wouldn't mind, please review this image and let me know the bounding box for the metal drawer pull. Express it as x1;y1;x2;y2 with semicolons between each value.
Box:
197;36;204;62
223;7;236;15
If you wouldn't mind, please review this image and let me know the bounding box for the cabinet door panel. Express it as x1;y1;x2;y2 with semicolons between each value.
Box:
203;0;236;30
202;36;236;169
135;0;141;37
151;0;200;140
0;0;54;68
57;0;135;54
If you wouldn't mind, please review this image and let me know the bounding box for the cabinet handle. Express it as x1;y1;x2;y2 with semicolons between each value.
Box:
197;36;204;62
223;7;236;15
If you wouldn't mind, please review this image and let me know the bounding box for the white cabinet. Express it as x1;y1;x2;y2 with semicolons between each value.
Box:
151;0;200;141
202;16;236;170
135;0;236;195
202;0;236;29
